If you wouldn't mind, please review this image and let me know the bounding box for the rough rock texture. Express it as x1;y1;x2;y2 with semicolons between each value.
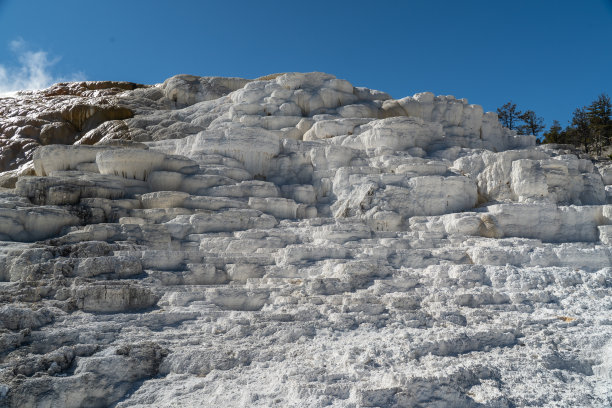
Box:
0;72;610;407
0;81;142;187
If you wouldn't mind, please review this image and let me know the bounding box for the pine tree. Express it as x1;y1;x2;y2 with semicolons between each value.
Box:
586;93;612;155
542;120;564;144
571;107;592;153
497;102;522;130
518;110;545;136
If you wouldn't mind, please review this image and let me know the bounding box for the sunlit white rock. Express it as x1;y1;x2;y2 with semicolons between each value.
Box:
0;72;610;408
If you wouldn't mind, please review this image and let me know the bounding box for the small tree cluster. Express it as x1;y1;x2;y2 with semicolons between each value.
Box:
496;102;545;137
497;94;612;156
541;94;612;155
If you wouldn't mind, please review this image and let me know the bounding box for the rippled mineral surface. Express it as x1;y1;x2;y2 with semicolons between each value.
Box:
0;72;611;407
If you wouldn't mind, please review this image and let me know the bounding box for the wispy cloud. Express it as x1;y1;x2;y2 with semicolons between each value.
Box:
0;38;84;96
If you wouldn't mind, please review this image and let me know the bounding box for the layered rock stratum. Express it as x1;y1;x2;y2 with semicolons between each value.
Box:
0;72;611;407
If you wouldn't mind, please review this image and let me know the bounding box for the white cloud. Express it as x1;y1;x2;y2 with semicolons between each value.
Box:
0;38;84;96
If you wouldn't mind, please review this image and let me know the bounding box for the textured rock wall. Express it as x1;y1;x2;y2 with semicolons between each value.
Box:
0;72;610;407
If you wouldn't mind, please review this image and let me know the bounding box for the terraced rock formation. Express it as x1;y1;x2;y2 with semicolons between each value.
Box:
0;72;611;407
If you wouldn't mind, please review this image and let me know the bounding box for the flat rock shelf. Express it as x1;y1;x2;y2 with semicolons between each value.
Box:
0;72;610;407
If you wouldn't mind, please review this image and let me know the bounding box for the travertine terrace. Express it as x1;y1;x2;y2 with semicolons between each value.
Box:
0;72;610;407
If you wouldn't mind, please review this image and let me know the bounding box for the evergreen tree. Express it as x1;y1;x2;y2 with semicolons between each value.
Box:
518;110;545;136
571;107;592;153
586;93;612;155
497;102;522;130
542;120;564;144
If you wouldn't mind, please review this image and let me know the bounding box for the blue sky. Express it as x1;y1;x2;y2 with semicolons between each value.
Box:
0;0;611;130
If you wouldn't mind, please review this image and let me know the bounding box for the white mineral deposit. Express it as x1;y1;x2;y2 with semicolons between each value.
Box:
0;72;609;407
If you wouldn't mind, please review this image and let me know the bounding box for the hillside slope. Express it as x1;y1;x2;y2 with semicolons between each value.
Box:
0;72;611;407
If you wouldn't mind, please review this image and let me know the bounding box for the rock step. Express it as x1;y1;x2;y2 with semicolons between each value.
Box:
183;234;292;252
136;192;313;220
162;209;278;238
197;164;252;181
158;286;270;310
114;249;276;270
54;223;173;247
